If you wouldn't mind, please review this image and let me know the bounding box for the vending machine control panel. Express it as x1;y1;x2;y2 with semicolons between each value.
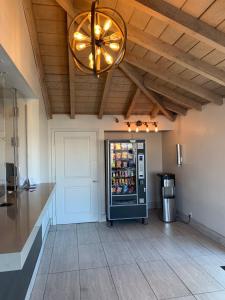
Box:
138;153;145;179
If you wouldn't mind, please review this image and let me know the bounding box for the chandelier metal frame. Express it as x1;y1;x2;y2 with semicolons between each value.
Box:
68;0;127;76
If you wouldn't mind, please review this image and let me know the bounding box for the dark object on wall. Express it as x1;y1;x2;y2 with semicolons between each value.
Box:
6;163;17;191
176;144;183;166
158;173;176;223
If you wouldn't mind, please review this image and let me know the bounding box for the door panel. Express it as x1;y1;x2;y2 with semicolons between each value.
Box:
55;132;98;224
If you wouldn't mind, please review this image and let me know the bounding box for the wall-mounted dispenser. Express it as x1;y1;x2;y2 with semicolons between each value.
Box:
176;144;183;166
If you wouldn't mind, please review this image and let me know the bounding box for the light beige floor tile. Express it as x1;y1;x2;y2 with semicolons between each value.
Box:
97;225;123;243
38;247;53;275
126;239;162;263
49;231;78;273
192;254;225;288
117;224;146;240
167;257;223;294
139;260;190;299
77;228;100;245
80;267;118;300
169;297;196;300
56;224;76;231
77;222;97;231
152;236;188;259
44;231;56;249
102;241;135;266
110;264;156;300
44;271;80;300
173;235;214;257
195;291;225;300
78;243;107;269
30;274;47;300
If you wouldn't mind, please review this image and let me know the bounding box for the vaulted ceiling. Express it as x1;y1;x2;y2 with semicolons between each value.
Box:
23;0;225;121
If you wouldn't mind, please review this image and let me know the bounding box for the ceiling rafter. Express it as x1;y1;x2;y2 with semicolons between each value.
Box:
144;79;202;111
98;70;114;119
120;63;176;121
162;99;187;116
22;0;52;119
67;14;76;118
132;0;225;54
125;52;223;105
150;104;160;119
125;88;141;120
127;24;225;87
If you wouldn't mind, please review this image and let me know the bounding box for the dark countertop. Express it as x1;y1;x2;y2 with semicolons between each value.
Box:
0;183;55;254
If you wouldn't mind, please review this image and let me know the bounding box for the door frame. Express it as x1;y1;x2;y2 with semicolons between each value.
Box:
49;128;103;224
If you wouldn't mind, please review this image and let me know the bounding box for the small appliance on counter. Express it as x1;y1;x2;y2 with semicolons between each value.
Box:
105;139;148;226
157;173;176;223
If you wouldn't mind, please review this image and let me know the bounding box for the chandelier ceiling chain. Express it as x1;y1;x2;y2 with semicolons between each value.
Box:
68;0;127;76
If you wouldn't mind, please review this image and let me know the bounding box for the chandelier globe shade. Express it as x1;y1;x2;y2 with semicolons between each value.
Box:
68;0;127;76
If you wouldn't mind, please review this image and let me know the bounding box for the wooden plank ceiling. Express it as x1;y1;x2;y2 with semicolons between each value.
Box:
30;0;225;120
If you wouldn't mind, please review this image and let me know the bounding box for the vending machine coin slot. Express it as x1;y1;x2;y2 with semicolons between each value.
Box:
138;154;145;179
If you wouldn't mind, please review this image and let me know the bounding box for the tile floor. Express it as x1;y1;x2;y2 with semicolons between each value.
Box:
30;211;225;300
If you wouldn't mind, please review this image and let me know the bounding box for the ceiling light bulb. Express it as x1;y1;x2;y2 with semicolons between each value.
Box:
104;52;113;65
74;32;88;41
108;32;121;41
154;124;158;133
109;43;120;51
103;19;112;31
89;60;94;69
96;47;101;55
136;127;139;133
128;127;132;132
146;126;149;133
89;53;93;61
76;43;87;51
94;24;102;39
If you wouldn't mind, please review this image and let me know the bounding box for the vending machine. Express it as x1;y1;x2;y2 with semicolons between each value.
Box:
105;139;148;225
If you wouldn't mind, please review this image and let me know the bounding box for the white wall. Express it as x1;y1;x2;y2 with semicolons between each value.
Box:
0;0;43;100
104;131;163;208
162;103;225;237
49;114;174;221
0;0;49;184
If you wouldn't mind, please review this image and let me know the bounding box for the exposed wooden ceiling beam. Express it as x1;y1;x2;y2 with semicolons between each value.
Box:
55;0;76;17
144;78;202;111
127;24;225;87
120;63;175;122
98;70;114;119
150;104;160;119
162;99;187;116
67;15;76;118
22;0;52;119
125;88;140;119
125;52;223;105
132;0;225;54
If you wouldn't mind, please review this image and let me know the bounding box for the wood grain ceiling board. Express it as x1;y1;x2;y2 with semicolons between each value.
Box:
129;10;152;30
31;0;225;118
200;0;225;27
182;0;215;18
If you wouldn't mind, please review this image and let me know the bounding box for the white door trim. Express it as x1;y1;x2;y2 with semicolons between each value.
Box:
49;128;103;224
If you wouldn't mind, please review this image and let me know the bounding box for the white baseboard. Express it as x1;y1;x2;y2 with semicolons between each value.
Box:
177;211;225;248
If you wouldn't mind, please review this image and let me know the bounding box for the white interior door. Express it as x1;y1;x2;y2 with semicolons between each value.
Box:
55;131;98;224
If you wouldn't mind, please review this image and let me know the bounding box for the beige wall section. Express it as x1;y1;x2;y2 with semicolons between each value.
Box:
162;103;225;237
49;114;173;221
27;99;49;184
104;131;162;208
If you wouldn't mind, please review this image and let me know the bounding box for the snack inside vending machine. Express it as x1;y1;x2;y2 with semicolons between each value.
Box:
105;139;148;225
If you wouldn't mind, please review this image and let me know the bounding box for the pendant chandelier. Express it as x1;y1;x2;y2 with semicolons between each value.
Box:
68;0;127;76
